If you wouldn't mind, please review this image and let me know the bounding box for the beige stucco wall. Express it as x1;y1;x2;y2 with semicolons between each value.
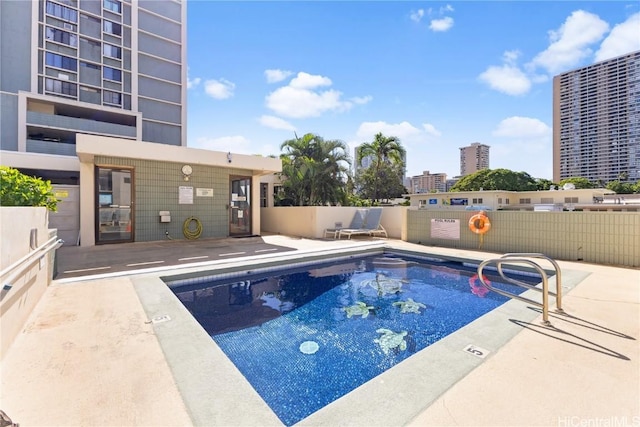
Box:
0;207;53;358
406;209;640;267
260;206;404;239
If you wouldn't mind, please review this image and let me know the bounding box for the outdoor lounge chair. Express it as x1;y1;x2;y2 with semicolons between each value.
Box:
324;209;368;238
338;207;387;239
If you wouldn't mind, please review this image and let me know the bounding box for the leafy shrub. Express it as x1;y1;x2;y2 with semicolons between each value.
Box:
0;166;58;211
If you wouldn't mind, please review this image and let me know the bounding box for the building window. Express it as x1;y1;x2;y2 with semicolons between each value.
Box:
103;43;121;59
472;198;483;204
81;61;100;70
45;52;77;71
45;26;77;47
519;198;531;204
505;198;510;204
45;78;77;96
103;20;121;36
103;0;121;13
103;90;121;105
46;1;78;22
103;66;121;81
564;197;579;203
497;198;502;204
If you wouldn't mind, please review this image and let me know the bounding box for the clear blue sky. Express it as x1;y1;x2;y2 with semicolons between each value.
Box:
185;1;640;180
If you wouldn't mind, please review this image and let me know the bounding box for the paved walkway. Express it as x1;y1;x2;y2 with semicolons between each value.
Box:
1;236;638;426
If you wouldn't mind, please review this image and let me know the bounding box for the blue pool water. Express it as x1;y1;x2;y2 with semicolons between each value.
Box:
172;254;538;425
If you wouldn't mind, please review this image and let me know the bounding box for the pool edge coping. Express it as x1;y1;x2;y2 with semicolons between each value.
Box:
131;243;590;427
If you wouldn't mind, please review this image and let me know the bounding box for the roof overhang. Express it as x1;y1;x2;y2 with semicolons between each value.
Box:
0;150;80;171
76;134;281;176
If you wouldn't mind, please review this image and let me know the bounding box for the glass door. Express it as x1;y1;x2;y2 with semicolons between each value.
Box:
229;176;251;236
96;167;133;244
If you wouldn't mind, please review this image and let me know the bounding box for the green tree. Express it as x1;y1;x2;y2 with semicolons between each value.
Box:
0;166;58;211
278;133;351;206
357;132;406;203
606;180;636;194
451;168;538;191
534;178;558;191
355;162;406;203
558;177;596;189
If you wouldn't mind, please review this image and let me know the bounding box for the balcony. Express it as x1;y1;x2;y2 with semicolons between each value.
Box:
27;139;77;156
26;111;137;138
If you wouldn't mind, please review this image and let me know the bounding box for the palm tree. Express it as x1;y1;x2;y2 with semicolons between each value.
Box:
357;132;406;202
279;133;351;206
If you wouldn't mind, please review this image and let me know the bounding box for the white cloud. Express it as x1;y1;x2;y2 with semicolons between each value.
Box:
502;49;521;65
289;72;332;89
187;67;201;89
259;115;296;131
410;9;424;23
265;72;370;119
492;116;551;138
187;76;201;89
440;4;454;13
204;78;235;99
266;86;345;118
429;16;454;32
490;117;552;177
265;69;293;84
356;121;422;141
422;123;441;137
478;64;531;96
350;95;373;105
595;12;640;62
530;10;609;74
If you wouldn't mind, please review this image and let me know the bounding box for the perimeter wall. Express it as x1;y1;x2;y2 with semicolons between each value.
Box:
261;207;639;267
0;207;55;358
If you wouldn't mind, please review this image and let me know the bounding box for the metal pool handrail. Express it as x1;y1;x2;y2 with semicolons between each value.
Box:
1;235;64;295
477;257;555;325
498;253;563;312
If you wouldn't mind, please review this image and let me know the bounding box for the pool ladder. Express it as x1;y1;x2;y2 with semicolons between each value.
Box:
476;253;564;326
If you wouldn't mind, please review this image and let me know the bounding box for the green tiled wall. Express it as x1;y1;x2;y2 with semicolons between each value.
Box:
95;156;252;242
407;210;640;267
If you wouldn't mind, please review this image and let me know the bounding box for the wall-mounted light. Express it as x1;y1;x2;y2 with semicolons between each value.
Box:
227;152;232;163
181;164;193;181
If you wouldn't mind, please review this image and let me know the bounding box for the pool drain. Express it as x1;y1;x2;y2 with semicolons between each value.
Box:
299;341;319;354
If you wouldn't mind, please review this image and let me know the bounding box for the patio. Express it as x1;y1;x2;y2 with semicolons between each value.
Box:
0;236;638;426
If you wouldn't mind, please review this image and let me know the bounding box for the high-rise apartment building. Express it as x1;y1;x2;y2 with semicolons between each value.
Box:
409;170;447;193
553;51;640;184
459;142;490;176
0;0;186;182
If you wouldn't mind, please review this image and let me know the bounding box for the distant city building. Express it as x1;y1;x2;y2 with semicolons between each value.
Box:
553;50;640;184
0;0;187;183
353;144;374;175
460;142;490;176
445;178;460;191
409;171;447;193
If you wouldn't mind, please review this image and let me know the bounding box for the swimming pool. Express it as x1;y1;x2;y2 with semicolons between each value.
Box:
169;253;541;425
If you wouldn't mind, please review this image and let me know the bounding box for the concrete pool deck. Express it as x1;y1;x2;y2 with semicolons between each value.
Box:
1;235;638;426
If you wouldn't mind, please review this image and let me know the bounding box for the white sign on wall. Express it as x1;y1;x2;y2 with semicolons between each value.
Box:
430;218;460;240
179;186;193;204
196;188;214;197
